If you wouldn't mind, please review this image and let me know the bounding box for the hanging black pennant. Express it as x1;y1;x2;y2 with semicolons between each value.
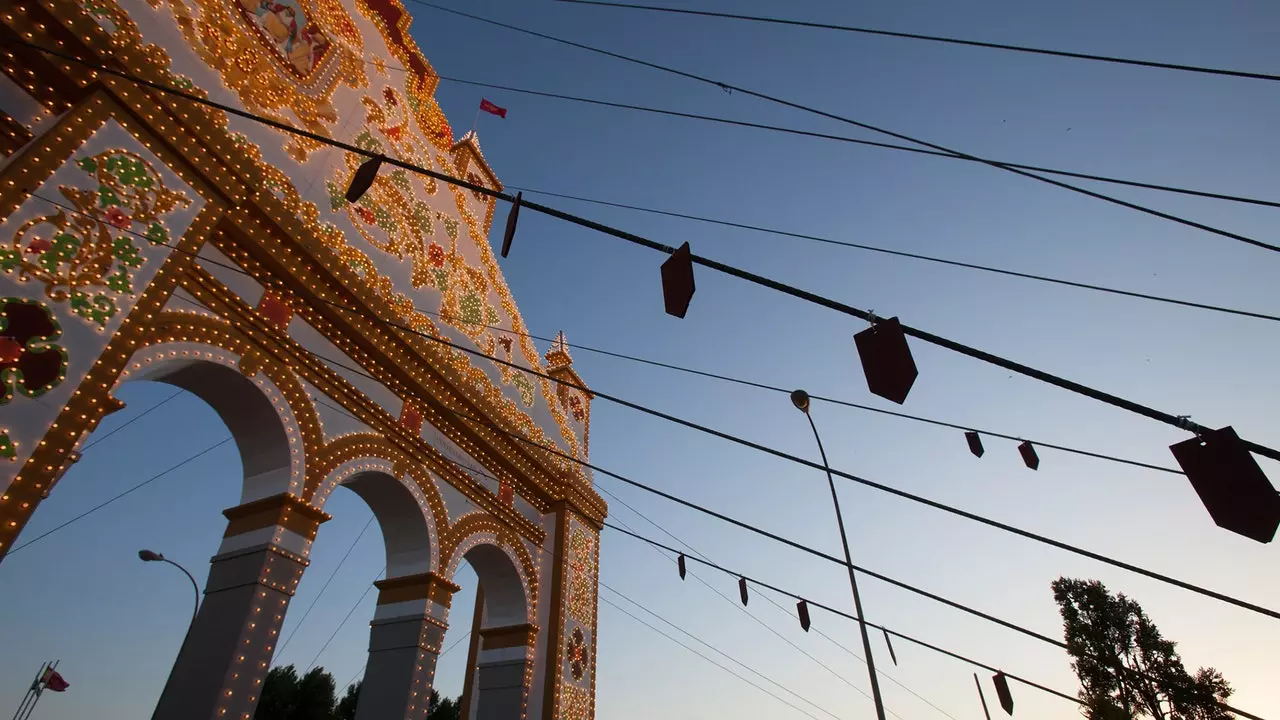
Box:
992;672;1014;715
796;600;811;632
966;431;985;458
501;191;522;258
1170;426;1280;544
738;577;749;606
677;553;686;580
1018;440;1040;470
660;242;696;318
853;316;917;404
882;628;898;665
345;155;383;203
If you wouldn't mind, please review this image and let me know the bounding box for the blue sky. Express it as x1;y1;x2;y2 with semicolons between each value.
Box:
3;0;1279;718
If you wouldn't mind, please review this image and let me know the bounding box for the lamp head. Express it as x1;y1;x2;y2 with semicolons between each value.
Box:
138;549;164;562
790;390;811;413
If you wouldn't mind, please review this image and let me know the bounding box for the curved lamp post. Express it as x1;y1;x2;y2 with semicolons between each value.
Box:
139;549;200;631
790;390;887;720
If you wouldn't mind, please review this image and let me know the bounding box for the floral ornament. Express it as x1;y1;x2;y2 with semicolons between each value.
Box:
566;626;589;682
0;431;15;461
567;393;585;423
326;88;538;409
0;299;69;405
5;150;189;327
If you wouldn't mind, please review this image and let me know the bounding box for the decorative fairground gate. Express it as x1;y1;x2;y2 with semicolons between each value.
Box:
0;0;605;718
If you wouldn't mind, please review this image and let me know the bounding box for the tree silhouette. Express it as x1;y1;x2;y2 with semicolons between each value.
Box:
1052;577;1233;720
334;681;360;720
253;665;337;720
256;668;461;720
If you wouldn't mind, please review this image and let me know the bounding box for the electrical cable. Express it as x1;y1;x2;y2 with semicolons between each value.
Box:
338;629;470;693
14;38;1280;464
413;0;1280;255
555;1;1280;83
79;389;183;453
600;582;857;720
598;486;959;720
509;185;1280;324
346;63;1280;209
603;522;1265;720
305;566;385;673
31;186;1202;477
599;594;830;720
6;437;232;554
27;190;1277;621
306;366;1072;715
266;326;1280;662
275;515;376;662
428;74;1280;211
288;280;1186;476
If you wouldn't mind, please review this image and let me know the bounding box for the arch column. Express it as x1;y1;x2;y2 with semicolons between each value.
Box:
462;610;537;720
152;493;328;720
355;571;460;720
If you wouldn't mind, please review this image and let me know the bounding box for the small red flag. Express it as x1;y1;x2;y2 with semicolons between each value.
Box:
479;99;507;118
42;667;69;692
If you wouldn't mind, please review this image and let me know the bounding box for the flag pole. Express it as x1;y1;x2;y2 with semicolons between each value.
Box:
10;661;47;720
9;661;46;720
470;105;481;136
18;660;56;720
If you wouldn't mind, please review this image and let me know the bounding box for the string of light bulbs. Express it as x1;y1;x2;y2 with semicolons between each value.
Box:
11;299;1258;720
11;36;1280;468
25;189;1278;622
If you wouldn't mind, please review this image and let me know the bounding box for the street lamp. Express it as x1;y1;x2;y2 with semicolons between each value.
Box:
138;549;200;631
790;390;887;720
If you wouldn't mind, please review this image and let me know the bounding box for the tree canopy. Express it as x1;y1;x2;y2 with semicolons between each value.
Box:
1052;577;1233;720
254;667;462;720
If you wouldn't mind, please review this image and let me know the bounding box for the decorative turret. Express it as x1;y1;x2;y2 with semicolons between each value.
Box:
544;332;593;458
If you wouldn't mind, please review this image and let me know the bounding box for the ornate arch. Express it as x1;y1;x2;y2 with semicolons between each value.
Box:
118;311;320;501
442;511;539;625
308;432;448;575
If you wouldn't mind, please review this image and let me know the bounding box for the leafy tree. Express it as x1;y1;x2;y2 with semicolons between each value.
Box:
432;694;461;720
254;665;336;720
334;681;360;720
1052;578;1233;720
294;667;338;720
257;666;462;720
256;666;300;720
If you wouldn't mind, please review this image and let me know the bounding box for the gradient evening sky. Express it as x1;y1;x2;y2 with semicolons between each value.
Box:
2;1;1279;718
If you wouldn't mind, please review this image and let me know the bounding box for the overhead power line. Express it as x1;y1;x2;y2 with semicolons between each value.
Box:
7;438;231;555
16;39;1280;466
275;516;376;663
30;190;1278;620
80;389;184;453
18;361;1256;720
412;0;1280;256
305;567;384;673
604;522;1266;720
310;393;878;720
603;582;851;720
605;522;1080;707
432;75;1280;210
335;289;1185;476
599;594;833;720
511;186;1280;325
555;1;1280;83
600;487;959;720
